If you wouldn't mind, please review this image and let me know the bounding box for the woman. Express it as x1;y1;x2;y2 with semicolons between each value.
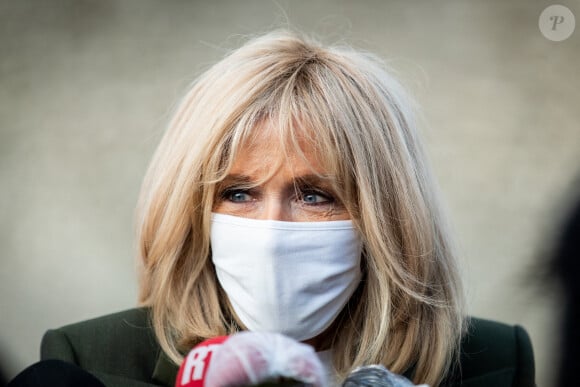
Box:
39;31;535;387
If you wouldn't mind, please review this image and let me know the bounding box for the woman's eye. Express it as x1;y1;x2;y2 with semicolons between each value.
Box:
300;191;332;205
224;190;252;203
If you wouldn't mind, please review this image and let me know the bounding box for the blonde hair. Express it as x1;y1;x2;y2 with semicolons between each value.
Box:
137;30;465;386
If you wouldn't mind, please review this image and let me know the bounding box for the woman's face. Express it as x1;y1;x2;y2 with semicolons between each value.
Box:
213;123;350;222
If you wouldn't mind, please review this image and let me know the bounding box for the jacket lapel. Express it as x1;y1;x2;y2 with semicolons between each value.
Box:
452;367;514;387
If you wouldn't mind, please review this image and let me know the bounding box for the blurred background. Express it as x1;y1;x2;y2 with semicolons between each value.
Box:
1;1;579;385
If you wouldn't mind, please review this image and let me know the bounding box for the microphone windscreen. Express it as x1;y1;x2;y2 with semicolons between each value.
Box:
204;331;327;387
341;365;428;387
175;336;230;387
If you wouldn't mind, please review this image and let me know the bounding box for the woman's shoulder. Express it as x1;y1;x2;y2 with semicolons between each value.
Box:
41;307;165;386
448;317;535;387
42;307;157;355
47;307;153;334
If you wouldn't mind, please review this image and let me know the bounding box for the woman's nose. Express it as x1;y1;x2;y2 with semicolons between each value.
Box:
259;197;292;221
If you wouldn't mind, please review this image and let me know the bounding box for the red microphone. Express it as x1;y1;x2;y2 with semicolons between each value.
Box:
175;332;328;387
175;336;230;387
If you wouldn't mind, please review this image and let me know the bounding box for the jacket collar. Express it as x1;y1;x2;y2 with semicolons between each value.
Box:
448;368;515;387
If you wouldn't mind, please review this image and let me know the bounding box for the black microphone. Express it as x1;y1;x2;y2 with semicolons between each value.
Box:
341;365;427;387
7;359;105;387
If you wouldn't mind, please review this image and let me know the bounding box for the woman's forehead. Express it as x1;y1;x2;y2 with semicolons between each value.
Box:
228;121;329;180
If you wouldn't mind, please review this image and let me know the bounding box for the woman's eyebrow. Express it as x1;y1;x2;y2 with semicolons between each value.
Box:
218;173;336;190
218;174;254;187
292;174;335;188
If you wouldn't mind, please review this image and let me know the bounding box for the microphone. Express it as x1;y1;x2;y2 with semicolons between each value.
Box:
175;336;230;387
175;332;328;387
341;365;428;387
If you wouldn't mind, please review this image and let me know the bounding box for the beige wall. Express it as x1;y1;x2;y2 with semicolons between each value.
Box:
1;1;579;385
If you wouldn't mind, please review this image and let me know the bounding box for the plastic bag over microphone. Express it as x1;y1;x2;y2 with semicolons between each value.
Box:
176;331;328;387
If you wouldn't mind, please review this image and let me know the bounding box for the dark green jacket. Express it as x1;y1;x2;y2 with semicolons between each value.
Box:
40;308;535;387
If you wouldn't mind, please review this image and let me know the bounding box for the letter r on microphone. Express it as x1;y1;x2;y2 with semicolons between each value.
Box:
176;336;230;387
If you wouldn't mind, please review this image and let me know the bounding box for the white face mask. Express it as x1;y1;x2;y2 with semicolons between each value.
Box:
210;213;363;341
